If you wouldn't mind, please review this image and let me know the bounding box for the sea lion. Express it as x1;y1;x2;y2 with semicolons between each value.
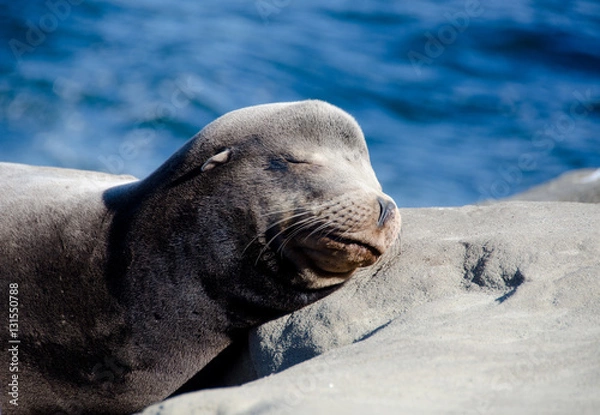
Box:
0;100;401;414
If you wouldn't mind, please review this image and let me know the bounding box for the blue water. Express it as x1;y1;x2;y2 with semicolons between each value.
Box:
1;0;599;207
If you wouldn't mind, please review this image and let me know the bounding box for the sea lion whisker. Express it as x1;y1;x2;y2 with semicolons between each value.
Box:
254;216;322;265
258;212;315;248
335;221;362;240
278;217;326;254
242;211;314;256
272;216;323;251
259;207;302;217
268;217;321;255
301;219;337;242
260;201;332;218
265;211;313;231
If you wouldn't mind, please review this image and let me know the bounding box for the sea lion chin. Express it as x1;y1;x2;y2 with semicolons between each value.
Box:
0;99;400;414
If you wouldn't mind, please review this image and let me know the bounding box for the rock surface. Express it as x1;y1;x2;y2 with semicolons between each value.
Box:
506;168;600;203
140;201;600;415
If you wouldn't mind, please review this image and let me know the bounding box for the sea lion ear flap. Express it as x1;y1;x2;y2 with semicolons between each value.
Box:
201;148;233;172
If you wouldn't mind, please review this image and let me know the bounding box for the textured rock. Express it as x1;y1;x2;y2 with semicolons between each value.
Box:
140;202;600;415
507;168;600;203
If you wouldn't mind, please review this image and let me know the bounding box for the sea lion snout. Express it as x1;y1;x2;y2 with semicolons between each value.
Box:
266;189;401;289
355;192;401;259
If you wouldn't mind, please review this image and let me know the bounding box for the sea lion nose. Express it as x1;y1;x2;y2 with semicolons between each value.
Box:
377;196;397;228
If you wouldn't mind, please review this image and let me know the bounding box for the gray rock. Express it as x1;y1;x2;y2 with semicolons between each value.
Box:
506;168;600;203
140;202;600;415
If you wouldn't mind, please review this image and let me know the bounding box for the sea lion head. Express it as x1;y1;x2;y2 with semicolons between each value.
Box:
166;100;400;289
127;100;400;324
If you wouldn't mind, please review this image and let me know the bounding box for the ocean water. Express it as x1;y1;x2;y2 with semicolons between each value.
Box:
1;0;599;207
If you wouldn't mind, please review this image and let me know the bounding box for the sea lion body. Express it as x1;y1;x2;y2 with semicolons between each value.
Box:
0;100;400;413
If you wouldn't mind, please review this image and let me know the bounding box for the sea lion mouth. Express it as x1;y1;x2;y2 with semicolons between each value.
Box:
281;232;383;280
